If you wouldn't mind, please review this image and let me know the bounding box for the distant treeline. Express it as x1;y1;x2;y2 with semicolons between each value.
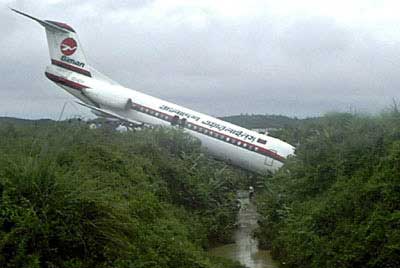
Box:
0;120;247;268
255;110;400;268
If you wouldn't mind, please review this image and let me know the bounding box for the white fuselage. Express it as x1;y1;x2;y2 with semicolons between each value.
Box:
45;64;294;174
11;8;294;174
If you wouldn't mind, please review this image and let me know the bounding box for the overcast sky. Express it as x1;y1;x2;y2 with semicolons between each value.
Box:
1;0;400;119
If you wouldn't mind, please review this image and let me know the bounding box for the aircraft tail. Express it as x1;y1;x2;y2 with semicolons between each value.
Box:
12;9;92;77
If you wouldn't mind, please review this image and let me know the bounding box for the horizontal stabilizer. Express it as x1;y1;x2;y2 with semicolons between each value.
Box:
76;101;143;126
11;8;70;33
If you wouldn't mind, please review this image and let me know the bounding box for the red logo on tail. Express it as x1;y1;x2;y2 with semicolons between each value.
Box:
60;38;77;56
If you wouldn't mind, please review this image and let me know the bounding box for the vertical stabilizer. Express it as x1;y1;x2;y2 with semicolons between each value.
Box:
12;9;92;77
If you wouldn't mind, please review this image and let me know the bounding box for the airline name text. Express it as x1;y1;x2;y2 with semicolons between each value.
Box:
61;55;85;68
201;120;256;142
159;105;200;121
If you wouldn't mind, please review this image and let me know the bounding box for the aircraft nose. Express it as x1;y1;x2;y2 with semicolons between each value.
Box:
280;142;296;159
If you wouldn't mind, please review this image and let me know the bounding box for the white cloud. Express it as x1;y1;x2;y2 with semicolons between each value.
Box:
2;0;400;119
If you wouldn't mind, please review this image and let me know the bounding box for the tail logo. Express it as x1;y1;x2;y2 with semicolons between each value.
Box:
60;38;77;56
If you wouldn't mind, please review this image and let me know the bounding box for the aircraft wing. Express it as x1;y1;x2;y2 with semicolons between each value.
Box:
76;101;144;126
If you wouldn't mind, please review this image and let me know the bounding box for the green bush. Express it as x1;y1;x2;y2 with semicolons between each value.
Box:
256;111;400;268
0;121;246;268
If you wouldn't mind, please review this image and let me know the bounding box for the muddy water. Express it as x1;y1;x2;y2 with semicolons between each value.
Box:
209;191;280;268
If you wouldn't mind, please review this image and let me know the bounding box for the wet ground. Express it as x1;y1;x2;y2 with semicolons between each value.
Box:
209;191;280;268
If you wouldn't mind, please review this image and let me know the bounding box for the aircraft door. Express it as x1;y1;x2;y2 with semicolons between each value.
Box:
264;149;277;166
179;118;187;128
264;157;274;166
171;115;179;126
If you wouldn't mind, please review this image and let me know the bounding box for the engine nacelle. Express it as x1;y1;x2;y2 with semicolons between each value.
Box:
83;88;132;110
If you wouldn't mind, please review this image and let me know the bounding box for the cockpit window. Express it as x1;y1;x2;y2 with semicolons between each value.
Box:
257;138;267;144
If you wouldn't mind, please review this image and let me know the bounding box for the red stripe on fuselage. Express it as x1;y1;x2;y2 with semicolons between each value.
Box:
186;122;286;162
42;75;285;162
45;20;76;32
129;102;286;162
45;72;88;91
51;59;92;77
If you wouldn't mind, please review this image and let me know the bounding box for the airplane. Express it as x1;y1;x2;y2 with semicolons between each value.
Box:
12;9;295;174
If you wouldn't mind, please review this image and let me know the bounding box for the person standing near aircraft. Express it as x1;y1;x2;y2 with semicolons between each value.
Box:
249;186;255;200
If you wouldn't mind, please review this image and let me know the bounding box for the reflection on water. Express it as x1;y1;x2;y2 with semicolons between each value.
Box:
209;191;280;268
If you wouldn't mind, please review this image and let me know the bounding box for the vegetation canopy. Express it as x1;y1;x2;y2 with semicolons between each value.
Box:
0;120;247;268
252;110;400;268
1;108;400;268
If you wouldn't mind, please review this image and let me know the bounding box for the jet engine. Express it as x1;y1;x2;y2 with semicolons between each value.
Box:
83;88;132;110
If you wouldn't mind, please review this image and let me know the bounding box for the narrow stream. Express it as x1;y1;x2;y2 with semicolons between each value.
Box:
209;191;280;268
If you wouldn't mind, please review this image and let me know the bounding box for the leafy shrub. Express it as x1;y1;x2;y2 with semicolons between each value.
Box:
0;121;246;268
256;111;400;268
